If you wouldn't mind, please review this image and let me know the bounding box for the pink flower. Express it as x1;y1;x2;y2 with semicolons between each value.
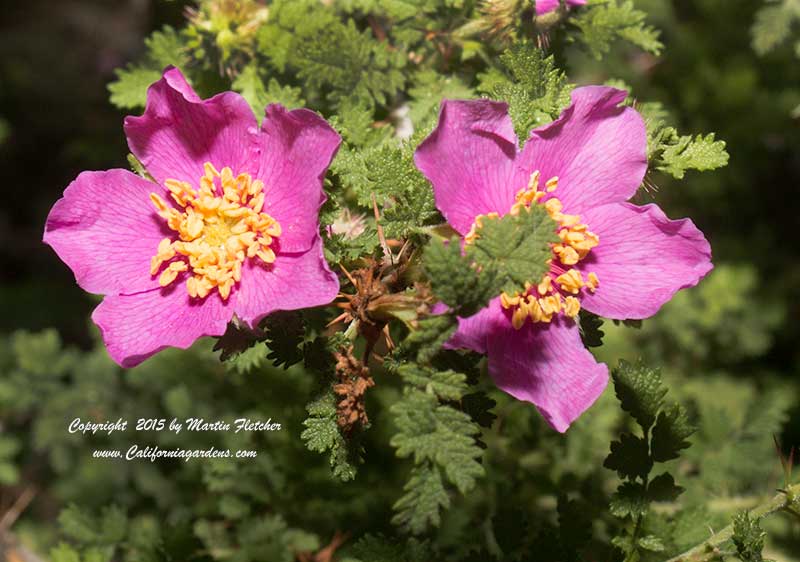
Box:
536;0;586;16
414;87;712;432
44;67;341;367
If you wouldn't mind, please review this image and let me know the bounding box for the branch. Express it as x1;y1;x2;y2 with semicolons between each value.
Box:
666;483;800;562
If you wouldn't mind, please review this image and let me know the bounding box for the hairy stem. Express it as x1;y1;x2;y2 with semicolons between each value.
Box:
665;483;800;562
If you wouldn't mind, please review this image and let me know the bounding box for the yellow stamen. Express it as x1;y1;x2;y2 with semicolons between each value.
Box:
463;170;602;328
563;296;581;318
149;162;280;300
537;274;552;296
556;269;584;295
586;272;600;292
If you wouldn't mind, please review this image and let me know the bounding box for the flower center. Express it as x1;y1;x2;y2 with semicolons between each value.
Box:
149;162;281;300
465;171;600;329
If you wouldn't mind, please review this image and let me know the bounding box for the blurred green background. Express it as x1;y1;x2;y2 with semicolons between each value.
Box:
1;0;799;560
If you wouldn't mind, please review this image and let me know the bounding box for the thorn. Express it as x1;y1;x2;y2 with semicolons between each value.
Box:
382;323;395;350
339;264;357;287
326;312;350;328
371;192;393;265
395;239;411;262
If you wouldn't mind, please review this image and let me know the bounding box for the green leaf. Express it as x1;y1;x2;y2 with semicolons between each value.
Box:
301;391;359;481
571;0;662;59
611;360;667;432
232;63;271;118
637;535;665;552
59;505;101;543
144;26;186;69
226;342;269;374
424;237;498;317
233;64;306;120
604;433;652;480
50;544;82;562
391;465;450;534
264;311;306;369
478;44;572;138
395;364;468;401
347;534;432;562
337;140;439;239
391;392;484;494
401;314;457;364
466;205;558;296
647;472;684;503
408;69;474;128
654;132;729;179
579;311;605;348
609;481;648;519
108;27;187;109
213;322;260;362
270;8;407;109
751;2;800;56
732;511;771;562
650;403;695;462
109;67;161;110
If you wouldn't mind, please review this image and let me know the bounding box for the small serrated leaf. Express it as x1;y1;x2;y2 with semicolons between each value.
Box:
609;481;648;519
604;433;652;480
647;472;684;503
651;403;695;462
611;360;667;432
466;205;558;296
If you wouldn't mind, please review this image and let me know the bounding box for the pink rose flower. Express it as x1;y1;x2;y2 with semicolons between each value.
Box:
44;67;341;367
536;0;587;16
415;87;712;432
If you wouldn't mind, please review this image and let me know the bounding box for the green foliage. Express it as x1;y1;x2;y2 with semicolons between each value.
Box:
258;1;406;111
652;130;729;180
751;0;800;56
407;70;474;129
650;403;694;462
611;359;667;432
10;0;789;559
478;43;573;139
605;433;652;480
232;63;304;119
570;0;662;59
108;27;187;109
605;360;698;562
579;311;605;348
264;311;306;370
423;237;497;318
343;535;431;562
333;138;439;239
389;364;484;534
465;206;559;296
638;100;729;179
733;511;772;562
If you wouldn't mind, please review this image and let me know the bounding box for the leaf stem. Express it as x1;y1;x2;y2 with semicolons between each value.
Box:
665;483;800;562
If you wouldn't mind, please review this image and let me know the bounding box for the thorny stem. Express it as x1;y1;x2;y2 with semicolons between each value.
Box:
665;483;800;562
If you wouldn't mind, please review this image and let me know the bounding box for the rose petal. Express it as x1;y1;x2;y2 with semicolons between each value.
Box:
444;298;507;354
487;318;609;432
515;86;647;215
414;99;519;235
254;105;341;253
535;0;559;14
43;169;168;295
125;66;259;186
233;236;339;328
577;202;713;319
92;283;234;368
